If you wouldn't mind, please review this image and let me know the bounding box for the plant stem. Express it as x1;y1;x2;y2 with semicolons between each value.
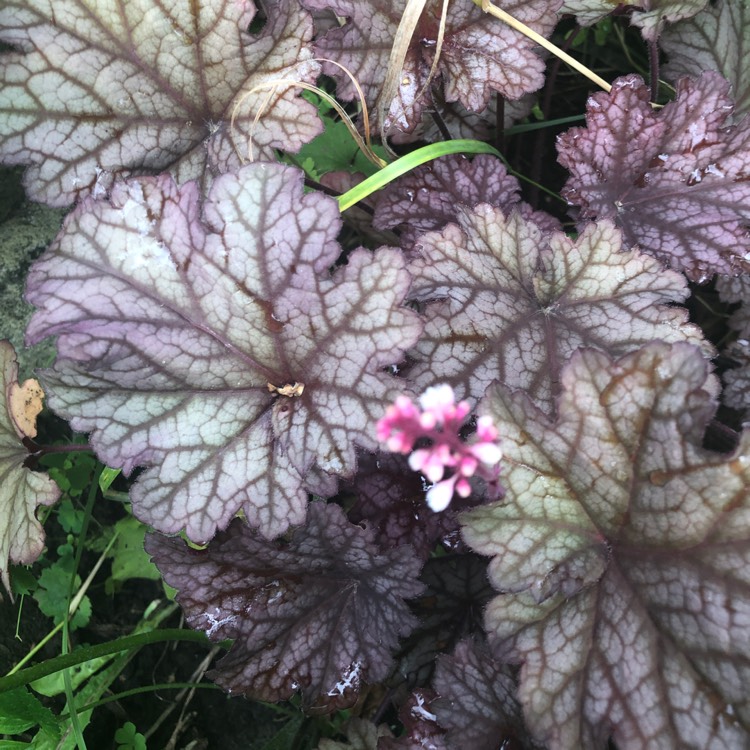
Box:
0;629;210;694
473;0;611;93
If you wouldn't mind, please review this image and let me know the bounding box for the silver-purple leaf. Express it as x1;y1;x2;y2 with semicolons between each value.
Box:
462;343;750;748
0;340;61;597
373;154;560;248
558;72;750;281
301;0;560;136
407;209;709;414
561;0;707;41
0;0;321;206
661;0;750;116
25;163;423;543
145;502;425;711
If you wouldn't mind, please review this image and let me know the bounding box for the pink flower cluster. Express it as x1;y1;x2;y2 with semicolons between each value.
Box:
377;384;502;512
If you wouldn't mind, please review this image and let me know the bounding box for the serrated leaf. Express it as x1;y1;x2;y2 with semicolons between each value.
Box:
407;210;709;414
0;340;61;597
432;639;537;750
25;163;422;542
0;0;321;206
373;154;560;248
33;564;91;629
561;0;707;41
301;0;559;135
145;502;425;711
0;688;59;737
661;0;750;115
558;72;750;281
461;342;750;748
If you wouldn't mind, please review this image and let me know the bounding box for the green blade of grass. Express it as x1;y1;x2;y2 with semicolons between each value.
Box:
337;139;502;212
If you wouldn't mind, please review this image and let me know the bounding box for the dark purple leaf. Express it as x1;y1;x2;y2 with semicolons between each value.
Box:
661;0;750;115
407;209;709;414
25;163;423;542
378;689;448;750
433;639;538;750
717;273;750;338
558;72;750;281
373;154;560;248
347;452;480;560
723;339;750;415
301;0;559;136
0;340;61;597
397;554;493;687
462;342;750;748
0;0;321;206
145;502;424;711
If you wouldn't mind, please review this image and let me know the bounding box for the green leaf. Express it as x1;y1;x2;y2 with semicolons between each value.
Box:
99;466;122;494
114;721;147;750
337;140;502;212
106;516;161;592
56;499;84;535
258;714;305;750
0;688;59;737
30;656;110;698
32;565;90;630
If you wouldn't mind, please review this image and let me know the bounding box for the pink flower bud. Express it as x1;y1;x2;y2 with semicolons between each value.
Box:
377;385;502;512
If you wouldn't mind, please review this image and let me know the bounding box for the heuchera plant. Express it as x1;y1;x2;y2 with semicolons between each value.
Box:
2;0;750;747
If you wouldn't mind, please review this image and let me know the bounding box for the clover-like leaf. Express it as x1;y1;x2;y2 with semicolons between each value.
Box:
561;0;707;41
0;0;321;206
461;342;750;748
558;72;750;281
0;340;61;597
145;502;425;711
407;209;709;414
25;163;423;542
373;154;560;248
661;0;750;115
302;0;559;135
433;639;538;750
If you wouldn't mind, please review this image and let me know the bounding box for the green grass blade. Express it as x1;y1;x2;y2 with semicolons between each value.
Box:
337;139;502;212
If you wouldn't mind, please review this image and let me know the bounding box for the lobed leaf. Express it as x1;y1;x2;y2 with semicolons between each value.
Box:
347;452;481;560
0;340;61;597
462;342;750;748
661;0;750;116
145;502;425;711
558;72;750;281
561;0;707;41
0;0;321;206
25;163;423;542
373;153;560;248
301;0;559;136
397;554;493;687
407;209;709;414
433;639;539;750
